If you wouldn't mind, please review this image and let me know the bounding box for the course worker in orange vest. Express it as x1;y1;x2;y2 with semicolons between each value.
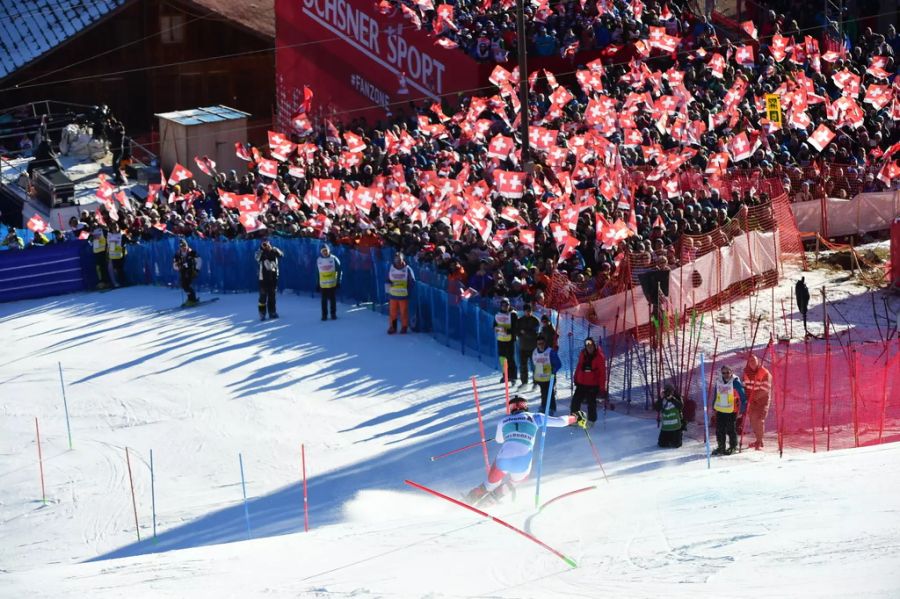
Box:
743;355;772;450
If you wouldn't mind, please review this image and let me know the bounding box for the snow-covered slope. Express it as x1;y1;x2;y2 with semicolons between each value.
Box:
1;289;898;598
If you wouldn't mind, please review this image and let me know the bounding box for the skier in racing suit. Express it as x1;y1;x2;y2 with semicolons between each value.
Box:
465;395;586;502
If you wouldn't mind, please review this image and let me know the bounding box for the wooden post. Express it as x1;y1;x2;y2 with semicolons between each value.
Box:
815;235;820;267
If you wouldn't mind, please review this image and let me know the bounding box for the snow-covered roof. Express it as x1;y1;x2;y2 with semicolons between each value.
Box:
0;0;129;81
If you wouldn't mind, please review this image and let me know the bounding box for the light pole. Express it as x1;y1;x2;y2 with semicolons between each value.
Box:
515;0;530;171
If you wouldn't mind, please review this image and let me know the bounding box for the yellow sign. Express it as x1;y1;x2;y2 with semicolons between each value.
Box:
765;94;782;129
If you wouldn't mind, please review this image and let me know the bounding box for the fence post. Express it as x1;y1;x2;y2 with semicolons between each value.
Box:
851;348;859;448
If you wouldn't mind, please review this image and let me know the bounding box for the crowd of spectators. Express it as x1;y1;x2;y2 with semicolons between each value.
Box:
16;2;900;310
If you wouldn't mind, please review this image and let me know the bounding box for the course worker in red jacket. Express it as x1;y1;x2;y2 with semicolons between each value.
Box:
570;337;607;426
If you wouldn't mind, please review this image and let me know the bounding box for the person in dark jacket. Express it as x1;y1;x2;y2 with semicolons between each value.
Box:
795;276;810;336
514;303;540;387
173;238;199;306
571;337;607;426
256;238;284;320
538;313;558;351
654;384;684;448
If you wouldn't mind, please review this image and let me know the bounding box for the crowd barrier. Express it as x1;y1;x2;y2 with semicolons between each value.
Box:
0;239;96;303
791;191;900;238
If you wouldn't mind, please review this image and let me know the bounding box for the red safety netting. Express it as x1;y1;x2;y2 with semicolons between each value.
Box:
771;338;900;452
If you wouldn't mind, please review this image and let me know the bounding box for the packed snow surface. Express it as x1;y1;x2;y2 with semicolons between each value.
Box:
1;287;898;598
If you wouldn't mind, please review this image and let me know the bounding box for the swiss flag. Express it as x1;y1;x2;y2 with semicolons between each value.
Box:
343;131;366;153
488;65;512;87
877;160;900;186
239;212;266;233
218;190;239;209
808;124;835;152
708;53;726;79
291;113;313;136
557;235;580;264
235;142;251;161
435;37;458;49
740;20;758;40
167;163;193;186
735;45;755;66
729;132;752;162
518;229;535;249
194;155;216;177
705;152;729;175
268;131;288;148
493;170;526;198
27;213;49;233
146;183;160;207
236;195;261;214
770;34;789;62
487;134;514;160
257;158;279;179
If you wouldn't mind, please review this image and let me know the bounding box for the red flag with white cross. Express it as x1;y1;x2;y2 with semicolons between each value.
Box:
27;214;49;233
808;124;835;152
167;163;193;186
493;170;526;198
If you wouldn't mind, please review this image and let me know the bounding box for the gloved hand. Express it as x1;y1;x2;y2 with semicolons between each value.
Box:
573;410;588;429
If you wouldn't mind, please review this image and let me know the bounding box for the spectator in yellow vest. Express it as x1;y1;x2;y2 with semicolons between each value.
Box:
386;252;415;334
316;244;342;321
712;365;748;456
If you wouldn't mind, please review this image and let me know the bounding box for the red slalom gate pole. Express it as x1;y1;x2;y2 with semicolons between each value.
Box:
301;444;310;532
404;479;577;568
471;377;491;476
35;417;46;505
430;439;495;462
125;447;141;542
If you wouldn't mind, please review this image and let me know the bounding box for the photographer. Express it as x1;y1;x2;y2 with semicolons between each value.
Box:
256;238;284;320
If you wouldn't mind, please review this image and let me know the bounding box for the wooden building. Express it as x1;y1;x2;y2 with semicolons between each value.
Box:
0;0;274;146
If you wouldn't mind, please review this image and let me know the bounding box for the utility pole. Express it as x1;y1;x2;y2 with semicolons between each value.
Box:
515;0;531;172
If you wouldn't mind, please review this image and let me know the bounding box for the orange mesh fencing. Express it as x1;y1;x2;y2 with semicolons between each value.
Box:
771;338;900;453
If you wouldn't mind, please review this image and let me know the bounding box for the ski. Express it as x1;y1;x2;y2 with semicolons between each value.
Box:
156;297;220;314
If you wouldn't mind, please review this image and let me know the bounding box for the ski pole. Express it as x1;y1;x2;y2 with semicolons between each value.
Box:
533;375;554;508
582;427;609;484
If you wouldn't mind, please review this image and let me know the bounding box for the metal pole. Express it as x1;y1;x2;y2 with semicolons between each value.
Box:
515;0;530;170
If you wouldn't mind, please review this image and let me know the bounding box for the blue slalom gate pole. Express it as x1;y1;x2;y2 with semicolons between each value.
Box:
58;362;72;450
533;375;555;508
150;449;157;541
701;354;711;470
239;453;251;539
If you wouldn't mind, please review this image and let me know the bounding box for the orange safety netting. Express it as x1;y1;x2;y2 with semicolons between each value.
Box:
770;338;900;452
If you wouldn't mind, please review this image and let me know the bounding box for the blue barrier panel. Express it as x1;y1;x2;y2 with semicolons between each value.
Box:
124;237;501;368
0;241;95;303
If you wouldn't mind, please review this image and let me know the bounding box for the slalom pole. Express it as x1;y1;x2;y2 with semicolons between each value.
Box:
471;377;491;476
537;485;597;512
301;444;310;533
582;427;609;483
239;453;251;540
430;439;495;462
58;363;72;450
150;449;157;541
404;479;577;568
35;417;46;505
503;358;510;414
701;354;711;470
533;375;555;508
125;447;141;541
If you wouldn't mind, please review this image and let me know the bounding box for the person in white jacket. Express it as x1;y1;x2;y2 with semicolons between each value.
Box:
465;395;586;503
